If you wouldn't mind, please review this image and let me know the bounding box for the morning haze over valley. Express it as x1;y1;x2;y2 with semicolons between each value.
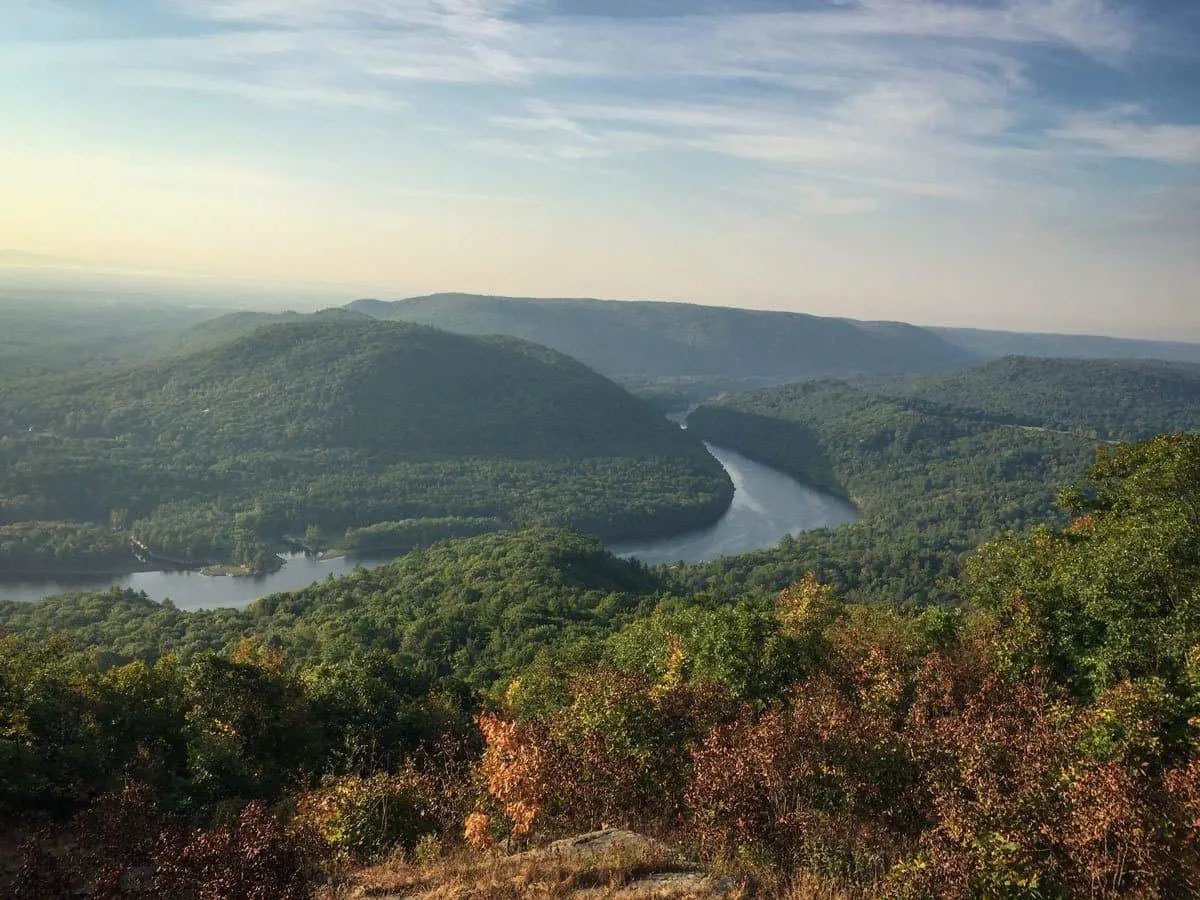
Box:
1;2;1198;898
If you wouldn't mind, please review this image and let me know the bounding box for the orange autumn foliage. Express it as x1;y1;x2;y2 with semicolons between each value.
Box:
478;644;1200;897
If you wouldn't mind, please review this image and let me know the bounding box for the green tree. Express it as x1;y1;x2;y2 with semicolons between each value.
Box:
963;433;1200;702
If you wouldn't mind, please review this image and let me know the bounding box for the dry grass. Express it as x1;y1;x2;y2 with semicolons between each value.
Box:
321;838;884;899
325;840;746;899
775;871;879;900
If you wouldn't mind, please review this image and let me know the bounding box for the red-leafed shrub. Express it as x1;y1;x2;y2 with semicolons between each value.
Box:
1057;761;1168;897
6;783;169;899
151;802;323;899
1165;756;1200;894
3;786;325;899
892;654;1073;897
687;672;914;881
891;654;1199;899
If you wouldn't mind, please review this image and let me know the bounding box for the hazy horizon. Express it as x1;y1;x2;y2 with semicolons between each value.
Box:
3;1;1198;340
3;271;1199;347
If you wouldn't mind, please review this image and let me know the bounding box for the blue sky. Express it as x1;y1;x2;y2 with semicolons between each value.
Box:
1;0;1197;338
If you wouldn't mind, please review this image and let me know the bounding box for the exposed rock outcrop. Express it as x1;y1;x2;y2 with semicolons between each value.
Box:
349;828;743;899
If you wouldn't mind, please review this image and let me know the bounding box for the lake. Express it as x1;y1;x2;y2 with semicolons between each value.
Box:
0;443;856;609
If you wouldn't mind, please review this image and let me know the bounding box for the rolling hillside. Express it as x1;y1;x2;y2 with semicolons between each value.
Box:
0;315;731;571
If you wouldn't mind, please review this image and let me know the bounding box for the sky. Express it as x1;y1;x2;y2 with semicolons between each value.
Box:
1;0;1198;339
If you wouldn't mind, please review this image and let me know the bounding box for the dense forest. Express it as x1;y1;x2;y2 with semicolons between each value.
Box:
682;357;1200;606
0;529;666;689
2;434;1199;897
4;297;1200;896
687;380;1092;604
0;314;730;574
860;356;1200;439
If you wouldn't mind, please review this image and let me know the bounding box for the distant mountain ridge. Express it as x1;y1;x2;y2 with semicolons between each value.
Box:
932;327;1200;365
348;293;980;381
350;293;1200;386
9;293;1198;387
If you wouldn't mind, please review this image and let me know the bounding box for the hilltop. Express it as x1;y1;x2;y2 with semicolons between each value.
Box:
0;316;730;572
4;312;712;460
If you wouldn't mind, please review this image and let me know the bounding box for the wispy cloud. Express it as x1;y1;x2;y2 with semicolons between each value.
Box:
5;0;1196;218
7;2;1200;337
126;70;404;110
19;1;1144;89
1051;105;1200;163
168;0;1142;62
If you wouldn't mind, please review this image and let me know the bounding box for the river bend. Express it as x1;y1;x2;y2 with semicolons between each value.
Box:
0;443;856;610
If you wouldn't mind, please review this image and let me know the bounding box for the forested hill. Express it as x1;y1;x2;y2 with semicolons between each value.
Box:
0;528;667;688
0;315;731;571
0;313;709;460
864;355;1200;439
348;293;978;381
5;436;1200;897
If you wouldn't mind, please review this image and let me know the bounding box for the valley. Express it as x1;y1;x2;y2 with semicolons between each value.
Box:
3;296;1199;899
7;3;1200;891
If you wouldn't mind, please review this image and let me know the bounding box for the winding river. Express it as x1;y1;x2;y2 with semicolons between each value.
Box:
0;443;857;610
609;442;857;565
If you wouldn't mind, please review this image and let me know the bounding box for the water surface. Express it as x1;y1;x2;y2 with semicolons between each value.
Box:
0;553;388;611
610;443;858;565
